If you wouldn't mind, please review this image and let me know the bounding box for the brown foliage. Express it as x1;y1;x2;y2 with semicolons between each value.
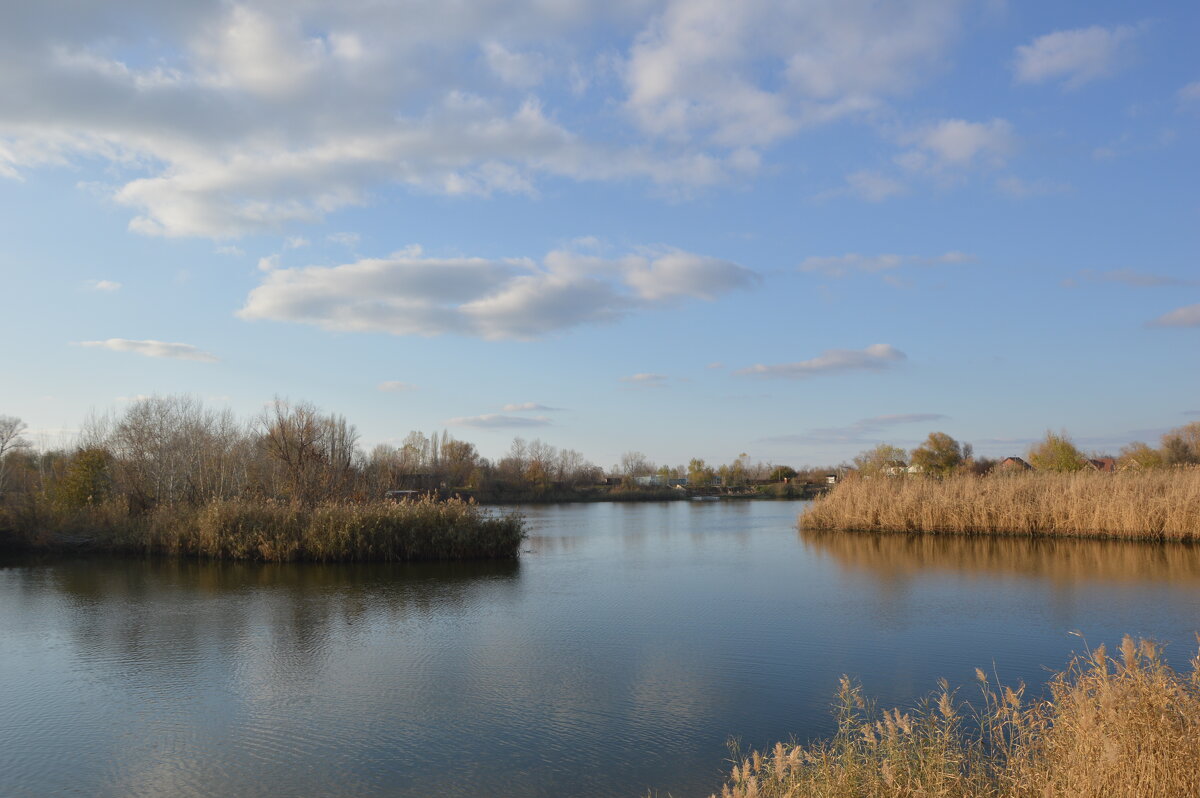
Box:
705;637;1200;798
801;470;1200;540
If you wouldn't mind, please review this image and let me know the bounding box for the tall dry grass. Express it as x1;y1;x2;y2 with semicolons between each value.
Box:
801;470;1200;540
707;637;1200;798
1;496;525;561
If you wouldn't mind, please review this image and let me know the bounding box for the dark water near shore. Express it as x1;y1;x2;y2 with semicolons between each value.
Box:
3;500;1200;797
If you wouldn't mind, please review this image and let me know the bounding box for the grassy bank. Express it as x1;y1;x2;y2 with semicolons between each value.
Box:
801;470;1200;540
703;637;1200;798
0;496;525;562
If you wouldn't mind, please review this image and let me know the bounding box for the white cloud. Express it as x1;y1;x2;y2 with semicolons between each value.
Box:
800;251;974;277
1014;24;1140;89
841;170;907;202
0;1;973;237
77;338;219;362
216;245;245;256
736;344;906;378
86;279;121;292
378;381;417;392
899;118;1014;174
328;232;360;248
624;0;963;148
447;413;552;428
257;253;281;271
285;236;309;249
1148;304;1200;328
501;402;561;412
482;41;547;88
238;245;756;340
622;250;760;300
1180;81;1200;106
620;373;670;387
0;4;746;238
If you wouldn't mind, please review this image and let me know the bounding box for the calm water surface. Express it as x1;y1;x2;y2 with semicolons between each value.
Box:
3;500;1200;797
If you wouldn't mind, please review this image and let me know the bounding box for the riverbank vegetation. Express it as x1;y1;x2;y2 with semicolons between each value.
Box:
702;636;1200;798
803;424;1200;540
0;396;826;556
801;470;1200;540
0;395;833;555
3;495;523;561
0;398;536;559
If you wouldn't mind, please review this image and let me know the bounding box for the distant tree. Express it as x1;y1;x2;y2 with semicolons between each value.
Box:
769;465;797;482
1160;422;1200;466
910;432;972;477
0;415;30;497
964;456;998;476
1027;430;1086;472
852;443;908;476
440;438;479;487
620;451;654;479
721;453;750;487
687;458;715;487
259;399;359;505
524;459;551;493
53;448;113;508
1119;441;1164;470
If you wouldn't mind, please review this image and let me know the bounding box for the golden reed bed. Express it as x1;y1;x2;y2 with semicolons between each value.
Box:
799;470;1200;540
705;637;1200;798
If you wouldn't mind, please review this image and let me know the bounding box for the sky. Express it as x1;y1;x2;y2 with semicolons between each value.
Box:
1;0;1197;470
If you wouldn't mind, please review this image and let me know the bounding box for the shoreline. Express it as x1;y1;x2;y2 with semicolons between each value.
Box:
0;496;526;563
800;470;1200;542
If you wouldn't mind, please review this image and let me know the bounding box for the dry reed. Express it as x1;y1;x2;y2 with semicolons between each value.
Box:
801;470;1200;540
2;496;526;561
705;636;1200;798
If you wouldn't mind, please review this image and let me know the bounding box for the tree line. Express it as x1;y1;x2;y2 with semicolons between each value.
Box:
0;396;831;512
847;423;1200;478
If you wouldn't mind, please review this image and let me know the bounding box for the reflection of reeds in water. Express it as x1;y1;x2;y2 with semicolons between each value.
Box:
800;471;1200;540
799;529;1200;585
707;637;1200;798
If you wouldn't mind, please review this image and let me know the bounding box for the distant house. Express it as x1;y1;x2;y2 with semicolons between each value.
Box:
634;475;688;487
1086;457;1117;473
997;456;1033;471
883;462;923;477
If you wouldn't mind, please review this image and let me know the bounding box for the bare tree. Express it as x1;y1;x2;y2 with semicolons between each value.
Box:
107;395;250;509
259;399;360;505
0;415;29;497
620;451;654;479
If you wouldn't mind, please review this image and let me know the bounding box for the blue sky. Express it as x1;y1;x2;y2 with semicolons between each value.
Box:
1;0;1197;469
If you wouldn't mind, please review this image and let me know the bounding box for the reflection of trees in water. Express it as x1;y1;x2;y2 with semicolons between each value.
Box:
20;557;519;684
799;529;1200;585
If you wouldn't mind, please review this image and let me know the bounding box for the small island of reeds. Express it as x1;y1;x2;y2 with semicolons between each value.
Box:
2;496;526;562
699;636;1200;798
801;469;1200;541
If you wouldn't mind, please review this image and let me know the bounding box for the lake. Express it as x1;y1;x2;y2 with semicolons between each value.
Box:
3;500;1200;797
